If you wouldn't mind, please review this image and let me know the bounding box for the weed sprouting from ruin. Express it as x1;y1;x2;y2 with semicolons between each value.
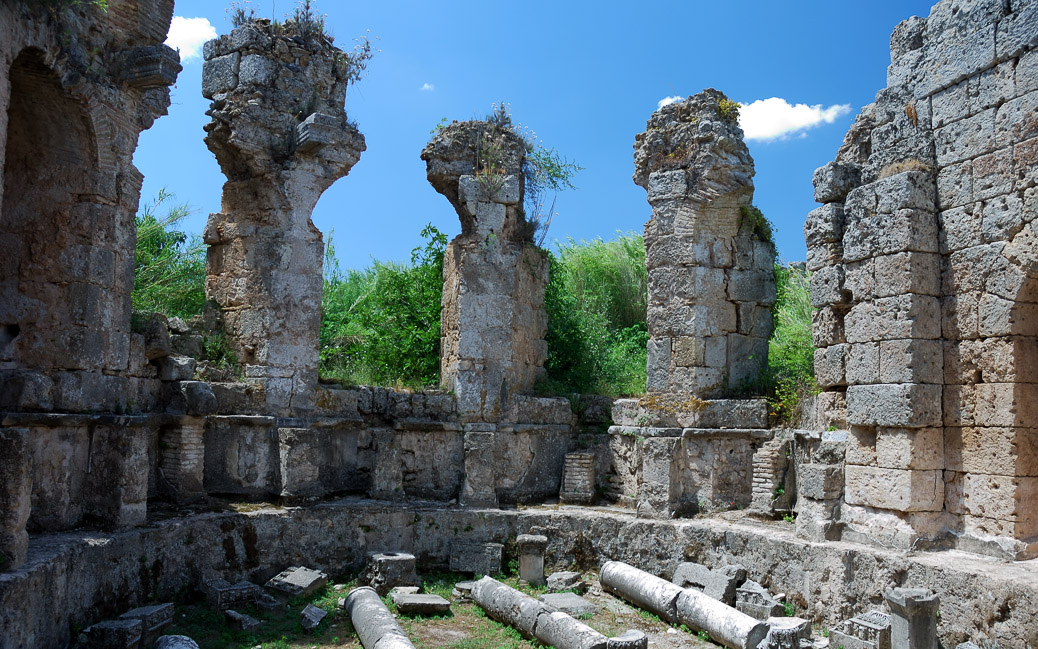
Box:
716;97;741;123
227;0;255;26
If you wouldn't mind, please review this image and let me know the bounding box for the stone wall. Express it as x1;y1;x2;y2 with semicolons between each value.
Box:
807;0;1038;558
202;19;365;415
2;501;1036;649
422;121;549;422
0;0;180;570
633;90;776;397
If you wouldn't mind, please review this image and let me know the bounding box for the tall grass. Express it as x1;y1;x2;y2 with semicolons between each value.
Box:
539;233;648;397
765;265;817;422
132;190;206;319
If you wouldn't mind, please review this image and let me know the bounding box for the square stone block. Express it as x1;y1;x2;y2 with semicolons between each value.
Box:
844;295;941;343
799;463;844;500
945;426;1038;476
962;473;1038;522
845;466;944;512
846;384;942;427
878;339;943;385
876;427;943;470
846;426;877;466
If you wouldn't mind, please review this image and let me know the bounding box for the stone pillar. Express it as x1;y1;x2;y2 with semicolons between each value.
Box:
633;90;775;398
459;427;498;508
885;588;939;649
202;20;365;415
0;428;30;571
516;534;548;586
422;121;549;422
158;416;206;503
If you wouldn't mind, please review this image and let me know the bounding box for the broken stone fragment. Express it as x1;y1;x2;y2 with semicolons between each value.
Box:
224;609;261;630
78;618;142;649
538;592;599;617
362;552;419;596
607;630;648;649
265;566;328;599
392;593;451;616
154;637;200;649
449;542;503;576
300;603;327;632
547;571;588;594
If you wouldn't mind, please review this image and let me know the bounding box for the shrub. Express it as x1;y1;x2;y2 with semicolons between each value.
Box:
539;233;648;397
764;265;817;422
132;190;206;319
319;225;447;388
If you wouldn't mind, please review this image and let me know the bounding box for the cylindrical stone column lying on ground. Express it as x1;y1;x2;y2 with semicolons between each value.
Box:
599;561;683;623
600;561;768;649
344;586;416;649
471;576;608;649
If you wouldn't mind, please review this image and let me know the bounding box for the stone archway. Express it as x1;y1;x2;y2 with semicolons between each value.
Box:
0;48;98;376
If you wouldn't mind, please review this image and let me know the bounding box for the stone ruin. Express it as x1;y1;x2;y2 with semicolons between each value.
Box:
0;0;1037;648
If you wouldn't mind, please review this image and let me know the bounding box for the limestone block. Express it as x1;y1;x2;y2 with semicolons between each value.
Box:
225;609;261;631
937;161;974;211
647;170;688;202
547;571;588;594
266;567;328;599
0;428;30;571
296;113;345;154
812;306;846;347
846;342;880;385
844;208;940;262
1019;47;1038;95
155;636;200;649
538;592;599;617
228;23;272;51
914;21;996;98
932;79;970;129
995;89;1038;147
815;391;848;430
460;431;497;507
799;463;844;500
974;382;1038;427
962;473;1038;522
844;295;941;343
238;54;275;85
794;498;842;542
607;630;648;649
941;293;980;340
806;241;842;272
945;426;1038;476
813;162;861;203
847;383;942;427
844;466;944;512
809;265;847;307
805;204;845;248
844;259;876;302
829;609;891;649
727;268;776;304
80;619;142;648
884;588;939;649
1013;139;1038;191
873;253;941;298
201;51;239;98
392;593;451;615
878;339;943;384
157;355;196;381
846;426;877;466
936;107;997;166
971;147;1014;201
876;427;943;470
450;542;503;576
938;204;980;252
361;553;419;596
670;562;745;606
516;534;548;586
814;344;848;388
301;603;326;632
120;602;174;645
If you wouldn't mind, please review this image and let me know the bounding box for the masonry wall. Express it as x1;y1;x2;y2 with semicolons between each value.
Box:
807;0;1038;558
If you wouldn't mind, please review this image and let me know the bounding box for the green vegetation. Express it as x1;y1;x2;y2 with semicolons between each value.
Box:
319;225;447;389
539;234;648;397
784;600;796;617
716;97;741;123
764;265;816;423
739;204;775;245
697;629;710;641
133;190;206;319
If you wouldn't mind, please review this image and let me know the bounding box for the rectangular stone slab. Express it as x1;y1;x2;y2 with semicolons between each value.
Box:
538;592;600;617
265;566;328;599
393;593;451;615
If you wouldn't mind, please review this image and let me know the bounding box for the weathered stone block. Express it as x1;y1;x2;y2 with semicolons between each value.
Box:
0;427;30;572
238;54;275;85
845;466;944;512
937;160;973;211
809;264;848;307
846;384;942;427
804;203;845;246
844;295;941;343
846;341;880;385
814;344;848;388
843;208;939;262
538;592;599;617
450;542;503;576
812;306;846;347
846;426;877;466
799;463;844;500
936;107;997;166
876;427;943;470
938;204;980;252
201;52;239;98
873;252;941;298
813;162;861;203
362;552;419;596
962;473;1038;522
265;566;328;599
646;170;688;202
996;1;1038;63
393;592;451;615
885;588;939;649
878;338;943;384
670;562;744;606
945;426;1038;476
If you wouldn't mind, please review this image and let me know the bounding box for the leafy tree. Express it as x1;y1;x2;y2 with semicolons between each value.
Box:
320;225;447;388
132;190;205;319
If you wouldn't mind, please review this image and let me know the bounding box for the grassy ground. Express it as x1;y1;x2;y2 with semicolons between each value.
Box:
162;571;723;649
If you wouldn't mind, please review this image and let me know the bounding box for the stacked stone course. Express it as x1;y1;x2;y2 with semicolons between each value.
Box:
808;0;1038;557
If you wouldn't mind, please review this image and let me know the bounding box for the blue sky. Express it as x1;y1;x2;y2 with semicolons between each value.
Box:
140;0;937;269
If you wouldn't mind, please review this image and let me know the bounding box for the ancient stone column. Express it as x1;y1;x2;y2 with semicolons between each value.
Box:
885;588;939;649
421;121;549;422
633;90;776;398
516;533;548;586
202;19;365;414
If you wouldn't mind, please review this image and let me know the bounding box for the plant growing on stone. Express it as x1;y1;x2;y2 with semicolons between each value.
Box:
132;190;206;319
227;0;255;26
763;264;816;423
739;204;775;244
716;97;741;123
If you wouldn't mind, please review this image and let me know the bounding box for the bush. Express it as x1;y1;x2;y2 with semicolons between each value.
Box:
132;190;206;319
765;265;817;422
539;233;648;397
319;225;447;388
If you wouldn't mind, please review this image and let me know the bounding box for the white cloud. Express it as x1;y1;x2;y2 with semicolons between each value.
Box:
420;83;435;92
165;16;217;63
738;97;851;141
657;95;683;109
